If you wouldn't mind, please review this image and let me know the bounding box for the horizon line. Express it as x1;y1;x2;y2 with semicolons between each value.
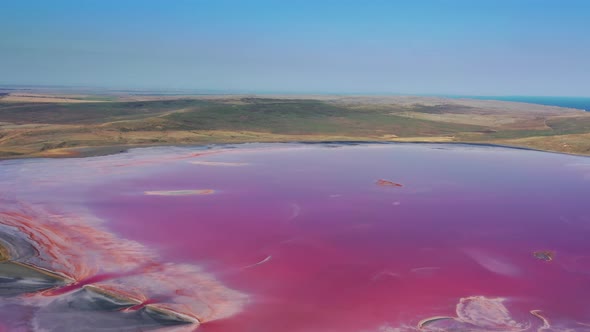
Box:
1;83;589;99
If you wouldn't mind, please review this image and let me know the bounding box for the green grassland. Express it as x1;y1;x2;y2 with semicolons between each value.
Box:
0;99;208;124
0;95;589;158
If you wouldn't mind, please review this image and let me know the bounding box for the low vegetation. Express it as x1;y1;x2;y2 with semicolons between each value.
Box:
0;94;589;158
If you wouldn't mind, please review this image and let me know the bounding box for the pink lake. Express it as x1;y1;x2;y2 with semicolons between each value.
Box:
1;143;589;331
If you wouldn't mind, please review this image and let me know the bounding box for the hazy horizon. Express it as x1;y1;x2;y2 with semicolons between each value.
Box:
3;84;590;99
1;0;589;96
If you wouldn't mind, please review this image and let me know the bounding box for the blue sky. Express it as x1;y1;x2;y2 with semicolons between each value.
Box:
1;0;588;95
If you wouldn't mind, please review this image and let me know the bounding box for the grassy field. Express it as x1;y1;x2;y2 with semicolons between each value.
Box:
1;93;589;158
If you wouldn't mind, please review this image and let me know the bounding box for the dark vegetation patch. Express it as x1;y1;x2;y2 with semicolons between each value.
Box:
163;99;488;136
406;104;477;114
0;151;23;157
0;99;210;124
476;116;590;139
546;117;590;134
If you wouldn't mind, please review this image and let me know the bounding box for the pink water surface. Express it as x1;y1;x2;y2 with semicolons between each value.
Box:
1;143;590;331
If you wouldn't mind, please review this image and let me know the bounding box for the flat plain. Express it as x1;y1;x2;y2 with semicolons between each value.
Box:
1;90;589;158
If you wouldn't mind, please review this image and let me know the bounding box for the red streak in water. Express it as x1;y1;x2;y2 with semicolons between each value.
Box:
124;298;160;311
43;273;125;296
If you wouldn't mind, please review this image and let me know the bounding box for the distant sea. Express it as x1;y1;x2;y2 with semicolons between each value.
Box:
449;96;590;112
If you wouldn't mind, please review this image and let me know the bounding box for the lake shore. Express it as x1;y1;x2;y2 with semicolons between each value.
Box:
2;139;588;161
